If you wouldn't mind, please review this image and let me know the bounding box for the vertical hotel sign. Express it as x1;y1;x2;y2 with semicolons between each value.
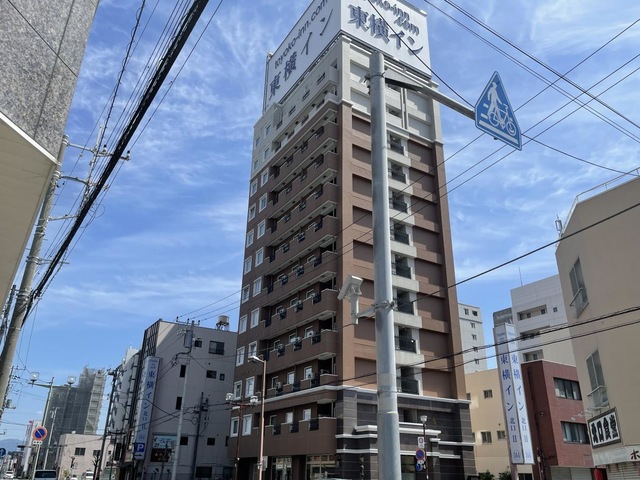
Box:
132;356;160;460
264;0;430;110
494;324;534;464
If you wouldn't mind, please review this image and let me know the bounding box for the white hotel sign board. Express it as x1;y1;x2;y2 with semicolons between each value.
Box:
132;356;160;460
264;0;430;110
494;324;534;464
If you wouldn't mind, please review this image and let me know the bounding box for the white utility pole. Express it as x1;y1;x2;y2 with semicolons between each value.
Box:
370;51;403;480
171;322;194;480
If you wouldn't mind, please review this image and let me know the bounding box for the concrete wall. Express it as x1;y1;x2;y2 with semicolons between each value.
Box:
0;0;97;155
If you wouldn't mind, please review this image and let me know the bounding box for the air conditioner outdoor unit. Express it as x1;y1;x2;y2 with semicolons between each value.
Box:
306;372;314;380
275;382;282;389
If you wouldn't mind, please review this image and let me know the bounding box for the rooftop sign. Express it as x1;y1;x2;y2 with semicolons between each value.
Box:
264;0;429;110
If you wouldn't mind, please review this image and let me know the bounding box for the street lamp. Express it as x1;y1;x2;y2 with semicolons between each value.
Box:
249;355;267;480
226;392;259;480
420;415;428;480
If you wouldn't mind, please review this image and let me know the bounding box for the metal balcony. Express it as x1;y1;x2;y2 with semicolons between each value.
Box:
395;335;417;353
396;377;419;394
391;230;409;245
392;263;412;279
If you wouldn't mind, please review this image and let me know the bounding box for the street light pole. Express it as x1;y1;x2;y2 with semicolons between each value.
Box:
420;415;429;480
249;355;266;480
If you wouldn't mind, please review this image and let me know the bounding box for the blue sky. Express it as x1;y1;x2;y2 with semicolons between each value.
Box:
3;0;640;439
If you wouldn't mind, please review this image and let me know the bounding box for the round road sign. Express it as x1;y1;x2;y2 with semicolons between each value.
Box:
415;449;426;461
33;426;48;441
0;447;6;457
416;462;424;472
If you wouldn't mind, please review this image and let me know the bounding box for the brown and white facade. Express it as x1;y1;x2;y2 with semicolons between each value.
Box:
231;1;474;479
556;176;640;480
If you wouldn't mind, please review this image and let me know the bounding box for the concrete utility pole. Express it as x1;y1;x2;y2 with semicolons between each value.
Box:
0;136;68;422
370;51;402;480
171;322;194;480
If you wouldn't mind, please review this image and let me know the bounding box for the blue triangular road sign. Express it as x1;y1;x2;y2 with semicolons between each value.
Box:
475;72;522;150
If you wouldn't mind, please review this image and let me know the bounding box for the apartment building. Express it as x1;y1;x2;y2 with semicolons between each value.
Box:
509;275;575;365
556;175;640;480
458;304;486;373
115;319;238;480
232;1;474;479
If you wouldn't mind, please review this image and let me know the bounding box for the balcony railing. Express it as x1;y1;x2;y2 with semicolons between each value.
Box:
587;385;608;409
389;143;404;154
391;230;409;245
395;298;414;315
390;199;408;213
392;263;411;279
396;377;419;394
389;170;407;183
395;335;417;353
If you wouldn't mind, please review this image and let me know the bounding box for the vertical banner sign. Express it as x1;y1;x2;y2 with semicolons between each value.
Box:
494;324;534;464
132;356;160;460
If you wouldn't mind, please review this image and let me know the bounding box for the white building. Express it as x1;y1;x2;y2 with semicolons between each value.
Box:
458;303;487;373
509;275;575;365
112;319;237;480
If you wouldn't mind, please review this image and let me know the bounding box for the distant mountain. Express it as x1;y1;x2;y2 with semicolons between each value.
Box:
0;439;20;452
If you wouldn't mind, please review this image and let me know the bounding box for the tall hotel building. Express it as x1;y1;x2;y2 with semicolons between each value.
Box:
232;1;474;479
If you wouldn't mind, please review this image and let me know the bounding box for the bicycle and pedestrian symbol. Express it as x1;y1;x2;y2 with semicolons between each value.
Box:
475;71;522;150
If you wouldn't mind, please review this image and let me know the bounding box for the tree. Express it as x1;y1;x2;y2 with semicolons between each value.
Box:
498;469;512;480
479;470;495;480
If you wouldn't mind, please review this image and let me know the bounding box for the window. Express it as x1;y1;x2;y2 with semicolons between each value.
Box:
471;323;476;329
207;437;215;446
255;136;260;147
285;412;294;424
74;448;86;456
252;159;259;172
245;377;255;397
497;430;506;440
253;278;262;296
472;310;478;316
483;390;493;399
302;409;311;421
179;365;186;377
236;347;245;366
209;341;224;355
474;359;480;365
464;308;469;315
466;393;471;400
250;309;259;328
265;124;271;135
569;258;588;315
524;351;543;362
259;193;268;212
586;349;607;407
239;315;247;334
261;169;269;186
554;378;582;400
255;248;264;266
246;229;254;246
230;417;239;437
233;381;242;399
287;371;295;384
472;334;477;340
180;436;188;446
244;257;252;274
206;370;217;379
257;220;266;238
481;431;492;444
241;286;250;303
248;341;257;358
304;366;313;380
263;148;270;160
176;397;182;410
220;373;225;381
248;204;256;221
553;306;558;312
561;422;589;443
250;180;258;196
93;449;101;457
243;415;252;435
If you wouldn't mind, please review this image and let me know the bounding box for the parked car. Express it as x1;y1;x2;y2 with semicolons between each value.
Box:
4;472;15;479
34;470;56;479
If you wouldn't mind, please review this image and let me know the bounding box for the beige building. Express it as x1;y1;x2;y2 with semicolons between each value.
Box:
556;175;640;479
56;433;104;480
466;369;533;479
